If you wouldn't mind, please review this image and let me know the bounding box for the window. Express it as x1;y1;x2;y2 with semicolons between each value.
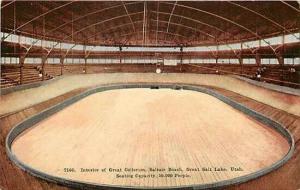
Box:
1;32;5;39
92;59;98;64
190;59;198;64
295;58;300;65
229;59;239;64
242;40;259;49
111;59;119;63
207;46;217;51
284;58;293;65
1;57;19;64
123;47;180;52
122;58;129;63
47;58;60;64
73;45;84;51
65;58;73;64
218;45;231;51
19;36;26;44
284;58;300;65
13;57;19;64
42;40;50;48
218;59;230;64
261;58;278;65
86;59;92;64
208;59;217;63
1;32;299;54
284;33;300;43
94;46;118;51
25;37;32;45
98;59;106;64
262;36;282;46
184;46;208;52
182;59;190;64
144;59;152;64
24;57;41;64
85;46;95;51
33;39;42;47
228;43;241;50
164;59;177;65
61;43;74;50
243;58;256;64
131;58;138;63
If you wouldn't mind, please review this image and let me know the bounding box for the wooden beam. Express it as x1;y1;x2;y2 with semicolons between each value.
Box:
19;55;25;85
60;57;64;75
84;57;87;74
255;52;261;66
41;55;47;81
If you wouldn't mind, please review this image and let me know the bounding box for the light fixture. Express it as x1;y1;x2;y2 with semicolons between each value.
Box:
156;68;161;74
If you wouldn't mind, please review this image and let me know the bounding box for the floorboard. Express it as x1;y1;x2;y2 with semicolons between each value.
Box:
0;83;299;190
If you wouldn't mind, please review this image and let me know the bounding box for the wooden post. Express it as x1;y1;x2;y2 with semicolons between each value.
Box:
60;57;64;76
238;52;243;74
276;53;284;66
19;55;25;85
119;46;122;64
239;43;243;74
180;46;183;72
84;57;87;74
276;52;284;82
255;52;261;66
41;55;47;81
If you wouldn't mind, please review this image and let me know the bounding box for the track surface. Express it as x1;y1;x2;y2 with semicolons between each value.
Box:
11;89;289;187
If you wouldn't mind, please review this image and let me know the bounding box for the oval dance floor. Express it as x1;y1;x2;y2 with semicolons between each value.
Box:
11;88;290;188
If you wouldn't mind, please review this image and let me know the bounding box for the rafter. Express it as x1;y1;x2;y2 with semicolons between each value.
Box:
156;2;159;46
122;1;136;32
280;1;300;13
1;0;15;9
83;18;217;45
61;12;144;42
3;1;75;41
166;1;177;33
228;1;298;38
162;2;279;54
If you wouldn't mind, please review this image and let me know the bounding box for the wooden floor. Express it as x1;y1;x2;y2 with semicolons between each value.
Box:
0;79;299;189
11;89;289;187
1;74;300;117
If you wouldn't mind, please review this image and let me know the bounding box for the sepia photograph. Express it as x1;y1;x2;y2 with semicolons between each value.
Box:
0;1;299;190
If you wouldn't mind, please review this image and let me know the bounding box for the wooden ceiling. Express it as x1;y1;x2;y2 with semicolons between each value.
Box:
1;1;300;47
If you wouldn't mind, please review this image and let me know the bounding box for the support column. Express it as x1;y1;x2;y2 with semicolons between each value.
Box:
84;57;87;74
276;51;284;82
180;46;183;72
276;53;284;66
60;57;64;76
238;51;243;74
41;55;47;81
255;51;261;66
119;46;122;64
238;56;243;65
239;43;244;74
19;55;25;85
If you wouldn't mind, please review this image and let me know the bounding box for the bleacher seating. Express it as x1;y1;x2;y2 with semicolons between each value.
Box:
44;64;62;77
63;65;85;74
1;64;52;88
1;65;20;88
1;63;299;89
